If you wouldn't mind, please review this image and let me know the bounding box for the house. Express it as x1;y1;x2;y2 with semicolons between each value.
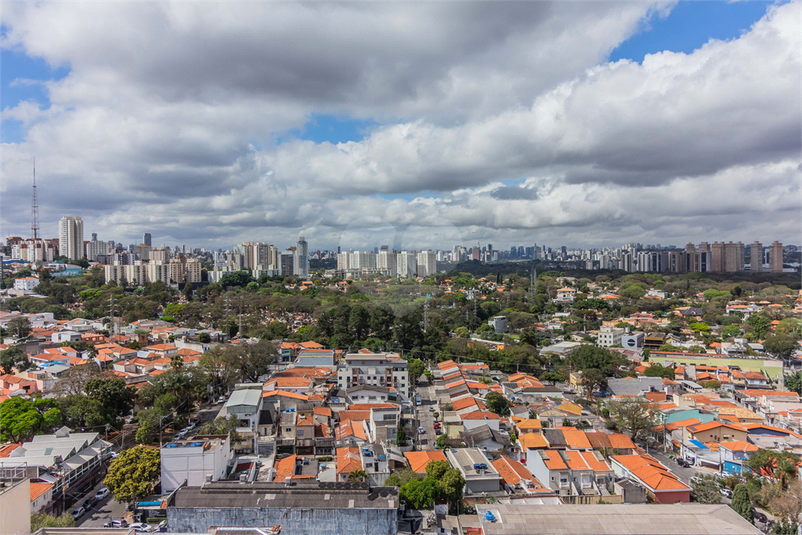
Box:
445;448;502;494
404;451;448;475
491;456;554;496
555;288;576;304
336;446;363;482
346;384;391;403
29;481;54;514
460;425;510;452
610;454;690;503
719;441;759;475
685;421;748;443
461;411;501;431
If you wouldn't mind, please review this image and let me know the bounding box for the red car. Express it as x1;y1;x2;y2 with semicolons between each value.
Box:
433;423;440;429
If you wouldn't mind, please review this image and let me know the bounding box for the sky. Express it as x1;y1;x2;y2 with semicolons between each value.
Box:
1;1;799;252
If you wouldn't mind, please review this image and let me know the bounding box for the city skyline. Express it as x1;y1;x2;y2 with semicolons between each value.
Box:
1;2;800;249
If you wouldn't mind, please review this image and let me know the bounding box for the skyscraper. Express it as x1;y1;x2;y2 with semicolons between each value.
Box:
295;236;309;278
750;241;763;273
770;241;783;273
143;233;152;246
59;216;84;261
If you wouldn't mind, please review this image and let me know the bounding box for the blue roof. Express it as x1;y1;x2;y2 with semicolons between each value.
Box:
689;439;708;449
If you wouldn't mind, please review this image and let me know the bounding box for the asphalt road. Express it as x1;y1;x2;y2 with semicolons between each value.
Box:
74;482;127;527
413;379;437;448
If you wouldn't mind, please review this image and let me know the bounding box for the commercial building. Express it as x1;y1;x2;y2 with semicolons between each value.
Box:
397;251;417;279
166;481;399;534
160;435;232;493
296;236;309;278
58;216;84;260
143;232;152;246
596;325;623;348
472;503;760;535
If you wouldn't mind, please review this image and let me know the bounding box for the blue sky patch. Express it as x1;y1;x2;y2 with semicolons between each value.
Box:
609;1;775;63
276;113;378;145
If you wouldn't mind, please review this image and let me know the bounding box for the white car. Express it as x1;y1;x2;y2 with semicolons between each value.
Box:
94;487;110;500
418;427;425;435
130;523;152;533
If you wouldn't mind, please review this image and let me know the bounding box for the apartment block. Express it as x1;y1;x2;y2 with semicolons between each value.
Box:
337;352;409;398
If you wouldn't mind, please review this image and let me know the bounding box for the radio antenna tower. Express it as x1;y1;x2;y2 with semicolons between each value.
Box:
31;158;40;240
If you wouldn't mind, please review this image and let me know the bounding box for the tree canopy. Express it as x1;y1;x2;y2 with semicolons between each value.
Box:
103;446;161;506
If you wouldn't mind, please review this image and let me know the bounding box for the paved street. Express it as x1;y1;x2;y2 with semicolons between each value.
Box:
73;482;127;528
413;378;437;448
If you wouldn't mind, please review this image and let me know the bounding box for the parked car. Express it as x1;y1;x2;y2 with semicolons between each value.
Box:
70;507;86;519
153;520;168;532
428;406;435;412
130;523;152;533
753;510;768;523
104;519;128;528
433;422;440;429
677;459;690;468
720;488;733;498
95;487;110;500
418;427;425;434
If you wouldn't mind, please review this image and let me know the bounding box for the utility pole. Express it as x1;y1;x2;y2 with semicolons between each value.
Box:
105;423;110;442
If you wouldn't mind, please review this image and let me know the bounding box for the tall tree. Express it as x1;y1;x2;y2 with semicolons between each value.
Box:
7;317;32;339
0;346;30;374
0;397;62;442
485;391;511;416
607;398;658;439
407;358;425;383
103;446;161;507
730;484;753;524
84;378;136;426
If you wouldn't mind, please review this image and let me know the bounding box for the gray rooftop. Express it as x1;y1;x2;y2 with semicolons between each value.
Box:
171;481;398;510
475;503;761;535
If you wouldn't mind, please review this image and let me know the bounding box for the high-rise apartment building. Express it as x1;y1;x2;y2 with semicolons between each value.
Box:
770;241;783;273
417;250;437;277
710;242;724;272
723;242;744;272
279;252;295;276
397;251;417;278
378;250;397;277
58;216;84;261
750;241;763;272
295;236;309;278
143;233;152;247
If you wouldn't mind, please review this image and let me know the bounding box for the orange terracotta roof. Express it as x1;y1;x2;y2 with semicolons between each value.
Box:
516;419;542;431
0;443;21;458
452;397;479;411
541;450;568;470
718;441;760;452
491;456;548;491
274;455;297;480
461;411;500;421
335;420;367;441
404;451;448;474
519;432;549;450
744;390;799;398
261;390;309;401
347;403;397;411
30;482;53;501
558;426;592;449
687;421;747;434
313;406;332;417
337;410;371;422
337;446;363;474
265;377;314;388
613;454;689;492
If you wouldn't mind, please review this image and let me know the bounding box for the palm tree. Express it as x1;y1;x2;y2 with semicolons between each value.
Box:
348;470;368;483
775;459;798;490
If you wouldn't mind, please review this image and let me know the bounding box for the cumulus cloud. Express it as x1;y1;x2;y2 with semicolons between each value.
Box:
0;1;799;249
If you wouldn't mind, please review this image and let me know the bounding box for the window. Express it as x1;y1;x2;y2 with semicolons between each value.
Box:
286;428;292;432
297;430;304;436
